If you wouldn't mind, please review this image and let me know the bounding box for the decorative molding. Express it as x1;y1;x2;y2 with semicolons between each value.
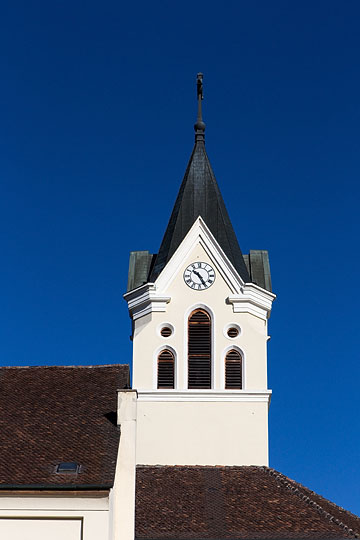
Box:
123;283;170;320
228;283;276;321
137;389;272;403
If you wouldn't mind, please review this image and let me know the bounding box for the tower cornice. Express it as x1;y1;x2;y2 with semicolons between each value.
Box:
124;283;170;321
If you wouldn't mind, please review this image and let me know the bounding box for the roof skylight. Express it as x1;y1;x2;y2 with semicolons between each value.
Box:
56;462;79;474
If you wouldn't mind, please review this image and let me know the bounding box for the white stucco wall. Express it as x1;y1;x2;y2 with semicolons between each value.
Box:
136;399;269;465
0;494;109;540
0;519;81;540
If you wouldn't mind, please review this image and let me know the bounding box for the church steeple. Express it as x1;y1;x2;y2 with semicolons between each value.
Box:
124;75;276;467
150;73;250;283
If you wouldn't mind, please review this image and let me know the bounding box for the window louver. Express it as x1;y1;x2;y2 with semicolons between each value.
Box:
188;309;211;389
160;327;172;338
225;349;242;389
227;327;239;338
157;350;175;389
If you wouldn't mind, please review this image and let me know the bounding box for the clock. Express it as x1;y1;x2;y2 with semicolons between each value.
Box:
183;262;215;290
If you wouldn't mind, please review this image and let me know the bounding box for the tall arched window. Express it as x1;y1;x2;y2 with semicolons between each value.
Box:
188;309;211;389
225;349;242;389
157;349;175;389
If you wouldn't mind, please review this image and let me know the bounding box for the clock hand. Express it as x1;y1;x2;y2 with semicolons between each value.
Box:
193;270;206;286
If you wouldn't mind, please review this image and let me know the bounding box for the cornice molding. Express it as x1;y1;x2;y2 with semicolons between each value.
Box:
124;284;170;321
137;389;272;403
228;283;276;320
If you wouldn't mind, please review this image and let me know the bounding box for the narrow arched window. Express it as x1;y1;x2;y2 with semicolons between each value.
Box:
225;349;242;389
188;309;211;389
157;350;175;389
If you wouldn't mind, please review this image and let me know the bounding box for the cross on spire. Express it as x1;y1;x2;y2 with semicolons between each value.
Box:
194;72;205;141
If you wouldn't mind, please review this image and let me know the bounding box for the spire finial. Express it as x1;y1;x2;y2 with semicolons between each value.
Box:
194;72;205;141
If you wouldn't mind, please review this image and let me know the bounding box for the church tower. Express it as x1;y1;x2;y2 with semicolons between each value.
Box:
124;74;276;466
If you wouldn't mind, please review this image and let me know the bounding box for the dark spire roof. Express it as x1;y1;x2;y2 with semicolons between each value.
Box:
150;74;250;283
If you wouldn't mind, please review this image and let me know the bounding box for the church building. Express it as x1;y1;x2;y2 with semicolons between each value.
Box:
0;75;358;540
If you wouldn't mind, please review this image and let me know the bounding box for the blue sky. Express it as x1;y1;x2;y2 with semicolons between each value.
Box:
1;0;360;516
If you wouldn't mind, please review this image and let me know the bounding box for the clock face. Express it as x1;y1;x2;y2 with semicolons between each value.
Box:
183;262;215;290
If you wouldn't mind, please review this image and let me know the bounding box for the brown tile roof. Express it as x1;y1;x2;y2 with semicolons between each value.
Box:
0;364;129;488
136;466;360;539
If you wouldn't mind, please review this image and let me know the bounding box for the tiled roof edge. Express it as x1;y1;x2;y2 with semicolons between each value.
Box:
0;484;112;490
261;467;359;539
0;364;129;370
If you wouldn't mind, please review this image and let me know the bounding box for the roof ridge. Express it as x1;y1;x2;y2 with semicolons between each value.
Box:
261;466;359;538
136;464;260;469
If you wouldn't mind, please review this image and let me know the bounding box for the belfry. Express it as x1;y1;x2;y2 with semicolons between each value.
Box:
124;74;276;466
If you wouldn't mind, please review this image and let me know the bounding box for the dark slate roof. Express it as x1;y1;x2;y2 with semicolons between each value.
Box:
243;250;272;292
0;364;129;489
149;139;250;283
136;466;360;539
127;250;156;292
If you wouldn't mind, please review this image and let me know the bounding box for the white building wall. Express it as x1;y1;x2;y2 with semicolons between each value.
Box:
136;400;269;465
0;494;109;540
110;390;137;540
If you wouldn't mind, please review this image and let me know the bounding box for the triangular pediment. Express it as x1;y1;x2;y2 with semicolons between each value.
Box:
154;217;245;295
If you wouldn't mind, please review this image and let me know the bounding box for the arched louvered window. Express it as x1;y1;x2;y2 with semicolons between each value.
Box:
157;350;175;389
225;349;242;389
188;309;211;389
